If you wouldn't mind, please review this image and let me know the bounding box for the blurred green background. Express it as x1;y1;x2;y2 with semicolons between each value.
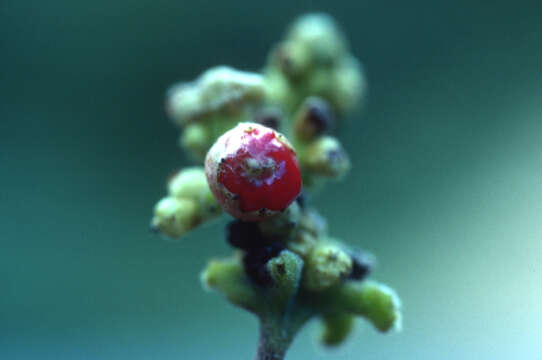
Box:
2;1;542;359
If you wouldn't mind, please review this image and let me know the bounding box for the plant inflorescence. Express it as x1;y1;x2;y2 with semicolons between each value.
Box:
151;13;401;360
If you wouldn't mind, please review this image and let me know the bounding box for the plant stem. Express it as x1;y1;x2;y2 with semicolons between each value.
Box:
255;318;292;360
255;309;312;360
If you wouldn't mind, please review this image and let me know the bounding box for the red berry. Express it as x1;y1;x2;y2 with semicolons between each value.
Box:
205;123;302;221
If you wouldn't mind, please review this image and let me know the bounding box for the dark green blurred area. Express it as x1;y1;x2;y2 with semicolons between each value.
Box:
2;1;542;359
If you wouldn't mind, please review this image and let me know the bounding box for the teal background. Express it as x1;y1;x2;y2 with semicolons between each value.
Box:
2;1;542;359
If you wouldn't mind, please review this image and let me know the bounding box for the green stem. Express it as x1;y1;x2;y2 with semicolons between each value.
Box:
255;309;312;360
255;319;291;360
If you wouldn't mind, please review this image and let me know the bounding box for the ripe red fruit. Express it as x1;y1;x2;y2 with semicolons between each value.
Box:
205;122;302;221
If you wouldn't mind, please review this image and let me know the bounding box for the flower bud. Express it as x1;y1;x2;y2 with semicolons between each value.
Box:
330;56;366;115
336;281;402;332
294;97;335;141
166;66;265;126
304;243;353;291
168;167;221;219
150;197;199;238
286;13;347;66
201;256;259;312
303;136;350;178
179;123;210;160
320;313;354;346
